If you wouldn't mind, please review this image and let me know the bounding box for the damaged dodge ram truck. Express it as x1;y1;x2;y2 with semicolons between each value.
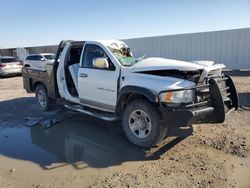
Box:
22;40;238;147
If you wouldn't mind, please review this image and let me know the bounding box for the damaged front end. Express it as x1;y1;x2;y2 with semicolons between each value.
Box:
126;57;238;127
157;72;238;127
139;69;203;84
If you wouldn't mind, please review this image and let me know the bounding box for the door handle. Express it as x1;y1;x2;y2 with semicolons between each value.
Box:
80;73;88;78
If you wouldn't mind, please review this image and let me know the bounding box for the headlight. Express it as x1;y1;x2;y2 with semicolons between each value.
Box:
159;90;194;104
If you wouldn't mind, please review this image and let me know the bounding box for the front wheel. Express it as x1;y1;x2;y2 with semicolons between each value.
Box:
122;100;167;148
35;84;55;111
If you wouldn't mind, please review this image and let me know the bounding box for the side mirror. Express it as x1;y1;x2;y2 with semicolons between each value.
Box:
93;57;109;69
40;58;46;61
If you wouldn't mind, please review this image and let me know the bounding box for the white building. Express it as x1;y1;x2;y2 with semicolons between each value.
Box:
124;28;250;69
1;28;249;69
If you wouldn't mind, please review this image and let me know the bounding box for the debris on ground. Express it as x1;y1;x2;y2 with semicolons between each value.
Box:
25;112;80;129
25;117;42;127
9;168;16;173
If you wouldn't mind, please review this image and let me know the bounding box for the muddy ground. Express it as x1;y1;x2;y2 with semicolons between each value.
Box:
0;75;249;188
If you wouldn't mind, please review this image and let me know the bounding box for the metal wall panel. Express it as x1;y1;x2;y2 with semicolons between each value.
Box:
124;28;250;69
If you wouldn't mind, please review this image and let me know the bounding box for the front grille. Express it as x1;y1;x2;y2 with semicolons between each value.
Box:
195;76;235;109
213;77;232;106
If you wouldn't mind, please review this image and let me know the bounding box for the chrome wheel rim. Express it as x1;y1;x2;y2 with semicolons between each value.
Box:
37;90;46;107
128;109;152;139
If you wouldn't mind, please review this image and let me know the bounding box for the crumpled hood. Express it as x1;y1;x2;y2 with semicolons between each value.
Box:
128;57;225;73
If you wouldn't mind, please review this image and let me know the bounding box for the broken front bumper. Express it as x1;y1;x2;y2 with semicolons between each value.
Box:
159;75;238;126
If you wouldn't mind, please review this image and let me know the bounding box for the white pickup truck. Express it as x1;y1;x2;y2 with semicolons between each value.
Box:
22;40;238;147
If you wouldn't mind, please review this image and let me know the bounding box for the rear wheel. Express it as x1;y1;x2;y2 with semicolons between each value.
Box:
35;84;55;111
122;99;167;148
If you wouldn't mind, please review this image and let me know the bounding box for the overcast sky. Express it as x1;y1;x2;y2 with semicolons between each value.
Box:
0;0;250;48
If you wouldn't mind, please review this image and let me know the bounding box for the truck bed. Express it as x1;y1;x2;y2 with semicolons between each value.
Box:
22;63;58;98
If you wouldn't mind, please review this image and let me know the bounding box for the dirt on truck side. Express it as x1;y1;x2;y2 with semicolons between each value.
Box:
0;75;249;188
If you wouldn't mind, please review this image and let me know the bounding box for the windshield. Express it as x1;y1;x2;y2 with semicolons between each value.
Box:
44;54;55;60
0;58;17;63
108;47;138;66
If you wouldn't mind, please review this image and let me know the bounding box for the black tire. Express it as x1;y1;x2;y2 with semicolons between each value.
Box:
122;99;167;148
35;84;55;111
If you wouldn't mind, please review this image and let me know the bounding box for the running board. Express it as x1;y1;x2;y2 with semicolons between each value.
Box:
64;104;119;121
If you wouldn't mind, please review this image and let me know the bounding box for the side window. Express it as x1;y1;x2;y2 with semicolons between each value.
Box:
27;55;43;61
27;56;37;61
82;44;115;70
32;56;38;61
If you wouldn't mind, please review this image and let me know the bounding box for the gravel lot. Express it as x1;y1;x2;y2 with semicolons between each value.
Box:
0;75;249;188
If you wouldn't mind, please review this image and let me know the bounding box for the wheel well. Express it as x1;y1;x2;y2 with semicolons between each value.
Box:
33;82;47;92
117;93;155;116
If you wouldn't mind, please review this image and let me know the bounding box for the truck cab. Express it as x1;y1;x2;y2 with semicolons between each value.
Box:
22;40;238;148
57;41;120;112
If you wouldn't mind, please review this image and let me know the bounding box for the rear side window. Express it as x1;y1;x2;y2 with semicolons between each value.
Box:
26;56;33;60
0;58;17;63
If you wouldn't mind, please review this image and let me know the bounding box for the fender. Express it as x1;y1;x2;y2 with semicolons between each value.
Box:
116;85;158;114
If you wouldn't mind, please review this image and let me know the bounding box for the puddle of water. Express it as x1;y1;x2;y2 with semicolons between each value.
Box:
0;116;147;169
0;127;57;166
